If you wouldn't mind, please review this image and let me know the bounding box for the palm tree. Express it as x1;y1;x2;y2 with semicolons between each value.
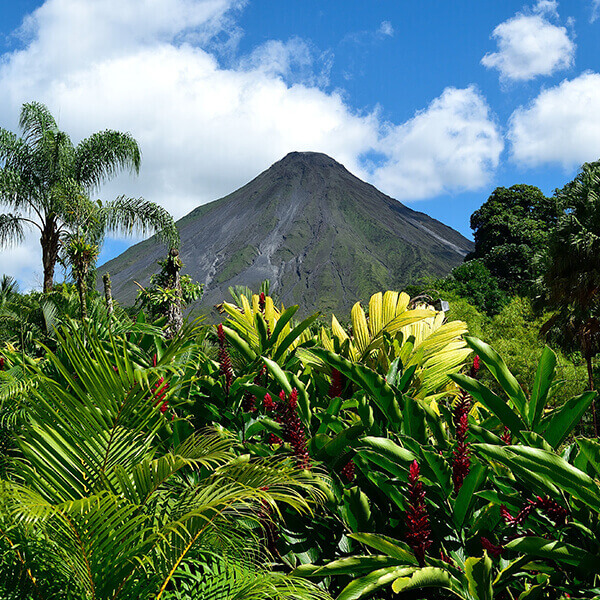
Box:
64;195;179;319
542;161;600;433
0;322;329;599
0;101;177;293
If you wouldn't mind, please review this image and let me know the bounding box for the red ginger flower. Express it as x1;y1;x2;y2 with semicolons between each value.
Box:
151;375;169;413
329;368;344;398
405;460;432;566
452;392;471;494
500;426;512;445
259;292;266;312
340;459;355;483
263;393;276;411
481;536;503;558
217;324;234;395
501;496;568;527
265;389;310;468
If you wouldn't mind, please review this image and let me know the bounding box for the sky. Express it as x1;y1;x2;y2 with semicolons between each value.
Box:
1;0;600;289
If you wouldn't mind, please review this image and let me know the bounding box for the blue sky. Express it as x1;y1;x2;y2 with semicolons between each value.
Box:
1;0;600;288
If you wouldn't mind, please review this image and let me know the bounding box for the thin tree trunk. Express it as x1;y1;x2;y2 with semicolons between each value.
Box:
77;274;87;320
103;273;114;316
41;221;59;294
586;354;598;437
164;248;183;339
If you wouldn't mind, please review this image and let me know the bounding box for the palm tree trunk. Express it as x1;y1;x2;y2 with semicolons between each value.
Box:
40;220;59;294
164;248;183;339
103;273;114;316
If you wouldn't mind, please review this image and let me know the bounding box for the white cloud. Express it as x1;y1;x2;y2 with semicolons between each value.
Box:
481;0;575;82
508;71;600;168
237;37;333;87
0;0;502;289
378;21;394;37
372;87;503;200
592;0;600;22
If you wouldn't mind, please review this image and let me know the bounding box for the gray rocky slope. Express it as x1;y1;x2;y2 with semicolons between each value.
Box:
99;152;473;315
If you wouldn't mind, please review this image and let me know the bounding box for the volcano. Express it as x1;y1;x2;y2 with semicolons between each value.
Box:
100;152;473;315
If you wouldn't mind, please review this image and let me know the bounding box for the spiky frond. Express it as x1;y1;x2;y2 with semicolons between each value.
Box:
0;214;25;246
74;130;141;190
18;101;59;146
98;195;180;248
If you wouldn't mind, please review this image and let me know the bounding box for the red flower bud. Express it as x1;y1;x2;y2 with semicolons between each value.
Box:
452;393;471;493
405;460;432;566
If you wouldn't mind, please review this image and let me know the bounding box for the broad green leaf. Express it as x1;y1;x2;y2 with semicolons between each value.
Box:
474;444;560;498
453;463;488;529
529;346;556;429
313;424;365;465
392;567;464;597
262;357;292;394
344;486;371;532
310;348;402;427
421;448;452;496
358;437;416;463
349;533;418;564
465;553;492;600
272;312;320;362
505;537;599;572
222;325;257;362
293;555;407;577
577;437;600;477
269;305;298;346
337;566;416;600
403;395;426;442
464;336;527;419
541;391;596;449
451;374;526;440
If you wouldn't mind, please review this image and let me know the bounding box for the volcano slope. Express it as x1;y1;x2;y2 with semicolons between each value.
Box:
100;152;473;315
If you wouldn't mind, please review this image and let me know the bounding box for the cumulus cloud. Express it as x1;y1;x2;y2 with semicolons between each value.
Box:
372;87;503;200
238;37;333;87
592;0;600;22
508;71;600;168
481;0;575;82
0;0;502;288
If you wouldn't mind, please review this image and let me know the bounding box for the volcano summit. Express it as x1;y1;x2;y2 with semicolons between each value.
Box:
100;152;473;314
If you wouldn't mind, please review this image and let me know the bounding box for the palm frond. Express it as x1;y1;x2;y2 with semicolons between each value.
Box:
0;213;25;246
99;195;180;248
18;101;59;147
74;130;141;190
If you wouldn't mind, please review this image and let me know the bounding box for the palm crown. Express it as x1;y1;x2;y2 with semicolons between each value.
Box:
0;101;179;292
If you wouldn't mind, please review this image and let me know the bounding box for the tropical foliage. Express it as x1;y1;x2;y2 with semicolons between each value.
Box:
0;101;179;294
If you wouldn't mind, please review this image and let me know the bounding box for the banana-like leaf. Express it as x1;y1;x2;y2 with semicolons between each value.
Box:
309;348;402;427
464;553;492;600
451;373;527;441
576;437;600;477
293;555;409;577
540;391;596;449
453;463;488;529
336;566;416;600
464;336;527;420
476;444;600;513
529;346;557;429
505;537;599;572
349;533;418;564
391;567;464;597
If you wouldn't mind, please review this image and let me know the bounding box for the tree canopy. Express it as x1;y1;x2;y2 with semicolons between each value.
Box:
468;184;560;293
